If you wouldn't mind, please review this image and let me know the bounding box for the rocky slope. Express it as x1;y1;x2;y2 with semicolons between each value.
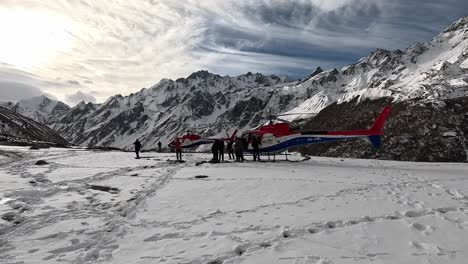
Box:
299;97;468;162
0;106;69;146
51;72;298;150
2;96;71;124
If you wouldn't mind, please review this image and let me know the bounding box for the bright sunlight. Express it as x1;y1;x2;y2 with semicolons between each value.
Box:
0;8;75;70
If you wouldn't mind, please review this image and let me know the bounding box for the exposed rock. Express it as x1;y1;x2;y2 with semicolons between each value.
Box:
88;185;120;193
1;212;23;224
1;212;16;222
35;160;48;165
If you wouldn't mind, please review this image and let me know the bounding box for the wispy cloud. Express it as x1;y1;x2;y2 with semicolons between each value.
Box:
0;0;467;103
64;90;96;105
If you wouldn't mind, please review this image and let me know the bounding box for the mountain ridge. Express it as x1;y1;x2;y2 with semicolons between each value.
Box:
0;106;69;146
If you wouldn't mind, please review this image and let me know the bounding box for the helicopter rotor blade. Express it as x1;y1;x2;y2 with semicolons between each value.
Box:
274;112;318;117
261;112;317;119
273;116;295;125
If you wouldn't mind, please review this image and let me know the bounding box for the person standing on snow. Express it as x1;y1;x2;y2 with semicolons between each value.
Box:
234;137;244;162
252;136;261;161
227;140;234;160
211;140;219;163
239;138;245;162
175;139;183;161
134;139;142;159
158;141;162;152
218;139;225;162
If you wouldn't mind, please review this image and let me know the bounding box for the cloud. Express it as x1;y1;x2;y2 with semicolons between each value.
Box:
1;0;467;102
0;64;59;101
64;90;97;105
67;80;81;86
0;81;47;102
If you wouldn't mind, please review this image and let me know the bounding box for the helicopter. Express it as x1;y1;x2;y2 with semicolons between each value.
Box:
167;126;238;149
238;106;391;154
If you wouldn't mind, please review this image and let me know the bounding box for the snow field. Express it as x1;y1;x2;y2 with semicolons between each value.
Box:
0;147;467;263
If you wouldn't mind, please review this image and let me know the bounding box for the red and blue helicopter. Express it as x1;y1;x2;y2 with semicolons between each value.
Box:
240;106;391;154
168;129;238;149
168;106;391;153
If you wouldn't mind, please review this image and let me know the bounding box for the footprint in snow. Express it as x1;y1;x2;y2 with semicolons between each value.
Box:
42;255;55;261
410;223;428;232
405;210;426;218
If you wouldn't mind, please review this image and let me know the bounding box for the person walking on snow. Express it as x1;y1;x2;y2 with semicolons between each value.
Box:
158;141;162;152
175;139;183;161
133;139;142;159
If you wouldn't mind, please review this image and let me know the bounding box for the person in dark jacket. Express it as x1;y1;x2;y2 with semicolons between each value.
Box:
234;137;244;162
134;139;142;159
175;139;182;161
211;140;219;163
158;141;162;152
227;140;234;159
218;139;225;162
252;136;261;161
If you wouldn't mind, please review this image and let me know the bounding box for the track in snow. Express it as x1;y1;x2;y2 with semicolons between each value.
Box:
0;147;468;264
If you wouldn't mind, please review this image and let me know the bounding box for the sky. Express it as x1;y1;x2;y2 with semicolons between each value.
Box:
0;0;467;105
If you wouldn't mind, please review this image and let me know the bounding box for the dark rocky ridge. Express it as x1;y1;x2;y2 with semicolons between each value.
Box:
0;106;69;147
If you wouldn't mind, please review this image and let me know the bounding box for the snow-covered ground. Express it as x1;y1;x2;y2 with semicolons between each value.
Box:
1;146;468;264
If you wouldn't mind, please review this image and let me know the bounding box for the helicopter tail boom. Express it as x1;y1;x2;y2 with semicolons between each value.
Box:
370;106;392;134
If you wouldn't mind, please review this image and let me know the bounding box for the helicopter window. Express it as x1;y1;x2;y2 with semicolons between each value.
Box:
262;133;275;144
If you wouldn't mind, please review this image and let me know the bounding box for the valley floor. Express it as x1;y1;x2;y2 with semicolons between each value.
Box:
0;147;468;264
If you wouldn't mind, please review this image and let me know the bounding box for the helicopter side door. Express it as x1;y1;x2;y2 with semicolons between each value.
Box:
260;133;277;148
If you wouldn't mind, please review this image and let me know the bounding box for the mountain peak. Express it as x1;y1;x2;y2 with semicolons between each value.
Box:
17;95;54;109
444;15;468;33
76;101;87;108
299;67;324;84
311;67;323;76
187;70;215;79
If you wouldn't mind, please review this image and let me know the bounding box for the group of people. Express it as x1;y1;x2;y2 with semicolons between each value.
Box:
211;137;251;163
211;139;225;162
133;139;163;159
133;135;262;162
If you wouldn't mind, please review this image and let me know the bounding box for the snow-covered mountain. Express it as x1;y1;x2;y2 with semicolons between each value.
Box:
285;16;468;118
0;106;69;146
51;72;293;149
2;96;71;124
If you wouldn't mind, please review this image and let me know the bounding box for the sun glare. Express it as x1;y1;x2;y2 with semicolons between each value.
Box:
0;9;75;70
